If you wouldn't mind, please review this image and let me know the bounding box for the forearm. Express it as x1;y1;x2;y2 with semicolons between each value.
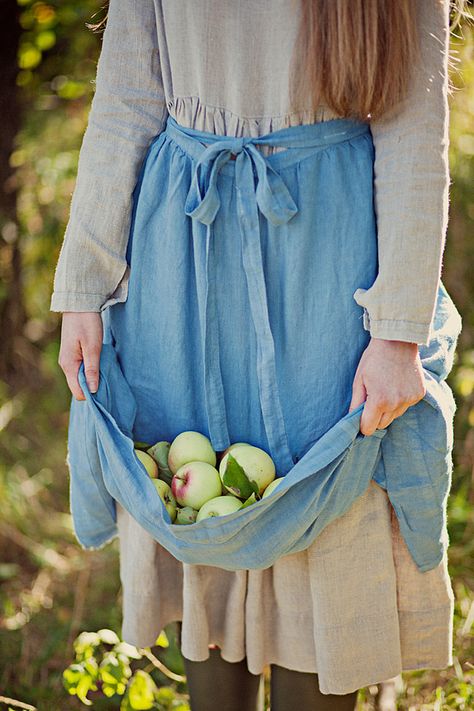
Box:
353;0;451;346
50;0;168;313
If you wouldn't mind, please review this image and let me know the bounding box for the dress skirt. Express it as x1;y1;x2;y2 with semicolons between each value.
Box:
98;114;455;695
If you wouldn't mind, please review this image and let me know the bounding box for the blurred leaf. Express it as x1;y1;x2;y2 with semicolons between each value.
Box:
99;651;132;697
57;79;87;100
97;627;121;645
115;641;144;660
155;629;169;648
121;669;159;710
62;659;98;702
36;30;56;51
73;631;101;660
63;662;85;693
18;44;42;69
0;562;20;580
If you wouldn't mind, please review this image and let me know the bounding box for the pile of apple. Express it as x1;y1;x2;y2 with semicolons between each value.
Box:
133;431;284;524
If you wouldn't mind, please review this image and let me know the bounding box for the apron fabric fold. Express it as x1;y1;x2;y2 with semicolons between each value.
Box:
66;113;462;572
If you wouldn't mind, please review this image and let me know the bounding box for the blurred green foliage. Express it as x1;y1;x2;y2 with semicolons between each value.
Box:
0;1;473;709
61;628;189;709
14;0;104;324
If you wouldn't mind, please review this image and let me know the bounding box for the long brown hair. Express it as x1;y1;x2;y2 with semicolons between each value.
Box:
289;0;471;123
88;1;470;123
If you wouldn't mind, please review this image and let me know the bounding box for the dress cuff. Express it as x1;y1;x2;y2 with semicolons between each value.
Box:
50;291;107;313
361;308;431;346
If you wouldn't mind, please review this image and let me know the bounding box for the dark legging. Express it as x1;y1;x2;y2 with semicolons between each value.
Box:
269;663;359;711
178;625;359;711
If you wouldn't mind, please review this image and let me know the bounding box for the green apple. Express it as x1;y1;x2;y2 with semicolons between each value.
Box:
196;495;244;522
217;441;247;465
224;442;248;454
168;431;216;474
219;444;275;496
147;441;173;486
241;492;258;508
135;449;159;478
134;441;152;451
171;461;222;509
152;478;177;522
261;477;284;498
175;506;198;525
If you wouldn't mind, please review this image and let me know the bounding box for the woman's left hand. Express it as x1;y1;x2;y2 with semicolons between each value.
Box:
348;338;427;436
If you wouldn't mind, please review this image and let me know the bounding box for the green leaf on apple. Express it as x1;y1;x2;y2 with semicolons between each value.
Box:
222;454;260;500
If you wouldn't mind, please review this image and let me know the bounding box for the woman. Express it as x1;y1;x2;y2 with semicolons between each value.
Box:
51;1;464;709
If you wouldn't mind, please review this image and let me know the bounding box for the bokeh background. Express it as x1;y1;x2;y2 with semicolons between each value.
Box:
0;1;472;709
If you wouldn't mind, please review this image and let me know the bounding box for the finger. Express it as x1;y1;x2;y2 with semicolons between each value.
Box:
378;404;409;430
61;356;86;401
378;411;395;429
348;372;367;413
81;341;102;394
360;395;385;436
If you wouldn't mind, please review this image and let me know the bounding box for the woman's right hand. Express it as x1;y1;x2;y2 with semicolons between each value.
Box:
58;312;104;400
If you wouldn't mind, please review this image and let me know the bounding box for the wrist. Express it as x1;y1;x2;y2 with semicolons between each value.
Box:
370;337;419;356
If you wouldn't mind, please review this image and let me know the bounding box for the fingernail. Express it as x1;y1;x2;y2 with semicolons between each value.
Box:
88;381;98;392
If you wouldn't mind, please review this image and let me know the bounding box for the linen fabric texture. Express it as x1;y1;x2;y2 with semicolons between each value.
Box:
49;0;452;347
114;486;455;696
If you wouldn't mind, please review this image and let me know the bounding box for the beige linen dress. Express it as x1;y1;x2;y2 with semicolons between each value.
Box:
51;0;456;696
116;483;454;695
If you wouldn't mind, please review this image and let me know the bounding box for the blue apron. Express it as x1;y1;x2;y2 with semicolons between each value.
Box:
67;114;462;572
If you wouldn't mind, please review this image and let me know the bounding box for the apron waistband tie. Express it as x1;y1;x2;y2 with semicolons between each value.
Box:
184;137;299;227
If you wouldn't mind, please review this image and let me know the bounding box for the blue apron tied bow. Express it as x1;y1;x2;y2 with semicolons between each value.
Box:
181;128;299;471
184;138;299;226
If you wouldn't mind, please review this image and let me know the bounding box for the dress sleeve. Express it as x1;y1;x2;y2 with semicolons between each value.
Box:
352;0;451;346
50;0;169;313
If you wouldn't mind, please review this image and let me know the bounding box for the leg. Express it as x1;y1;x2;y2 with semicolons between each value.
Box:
270;664;359;711
182;647;264;711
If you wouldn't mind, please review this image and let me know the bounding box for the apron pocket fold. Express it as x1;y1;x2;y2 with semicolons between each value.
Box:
66;349;388;569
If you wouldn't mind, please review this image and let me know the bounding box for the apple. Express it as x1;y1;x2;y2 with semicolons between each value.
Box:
147;440;173;486
222;442;247;455
135;449;159;478
134;441;152;451
196;495;244;522
261;477;284;498
219;444;275;496
175;506;198;525
168;431;216;474
241;492;258;508
216;441;247;465
171;461;222;509
152;478;177;522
